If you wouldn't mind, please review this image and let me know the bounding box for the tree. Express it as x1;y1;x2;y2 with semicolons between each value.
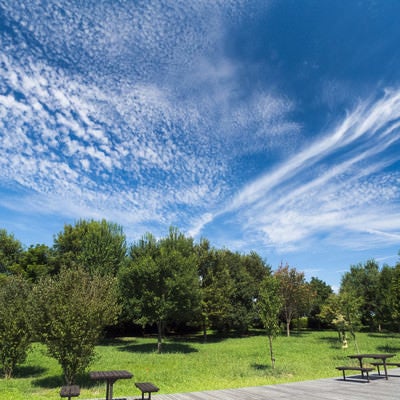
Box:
14;244;57;282
0;276;31;378
274;264;313;336
376;265;395;330
53;219;127;276
29;266;121;384
0;229;23;276
229;251;270;333
198;248;236;335
119;228;201;352
341;259;380;330
196;248;269;335
257;274;282;369
308;277;333;329
319;292;362;351
389;262;400;329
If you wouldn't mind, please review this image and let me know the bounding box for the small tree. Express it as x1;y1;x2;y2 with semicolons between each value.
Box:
29;266;121;384
257;274;282;369
319;292;362;351
0;276;31;378
274;264;313;336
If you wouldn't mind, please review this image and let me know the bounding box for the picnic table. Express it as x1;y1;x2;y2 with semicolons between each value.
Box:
348;353;395;380
89;370;133;400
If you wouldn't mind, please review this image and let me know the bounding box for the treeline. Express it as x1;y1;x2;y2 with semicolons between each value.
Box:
1;219;400;382
0;220;327;337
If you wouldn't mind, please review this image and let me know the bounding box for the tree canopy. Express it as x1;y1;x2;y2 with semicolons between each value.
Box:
29;266;121;384
275;264;313;336
54;219;127;276
119;228;201;352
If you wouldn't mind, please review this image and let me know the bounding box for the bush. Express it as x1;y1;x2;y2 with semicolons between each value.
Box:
0;276;31;378
29;266;121;384
292;317;308;330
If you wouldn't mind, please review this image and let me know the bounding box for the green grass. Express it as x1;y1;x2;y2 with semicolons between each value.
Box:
2;330;400;400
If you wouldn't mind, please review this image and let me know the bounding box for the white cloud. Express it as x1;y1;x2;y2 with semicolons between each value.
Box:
194;89;400;252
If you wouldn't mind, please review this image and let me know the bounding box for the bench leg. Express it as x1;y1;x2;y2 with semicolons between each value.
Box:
141;392;152;400
342;370;346;380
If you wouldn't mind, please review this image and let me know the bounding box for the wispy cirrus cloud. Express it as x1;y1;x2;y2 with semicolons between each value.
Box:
195;89;400;253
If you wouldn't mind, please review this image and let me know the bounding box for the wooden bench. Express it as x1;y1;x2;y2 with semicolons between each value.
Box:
60;385;80;400
336;366;374;382
135;382;159;400
371;361;400;376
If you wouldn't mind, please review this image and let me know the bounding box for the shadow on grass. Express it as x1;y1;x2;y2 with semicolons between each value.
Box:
107;331;238;353
32;372;101;389
368;333;400;339
377;344;400;353
366;333;400;353
13;365;47;379
286;330;313;337
251;363;270;371
318;335;342;349
98;337;138;347
32;374;64;389
99;330;270;351
119;341;198;354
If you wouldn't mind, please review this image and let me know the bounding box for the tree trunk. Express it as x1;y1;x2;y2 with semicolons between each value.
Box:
202;318;207;343
157;320;163;353
268;335;275;369
286;320;291;337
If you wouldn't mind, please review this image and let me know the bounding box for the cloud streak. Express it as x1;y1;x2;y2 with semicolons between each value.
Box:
200;89;400;253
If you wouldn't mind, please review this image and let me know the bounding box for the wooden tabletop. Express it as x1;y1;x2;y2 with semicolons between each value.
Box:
348;353;395;360
89;370;133;380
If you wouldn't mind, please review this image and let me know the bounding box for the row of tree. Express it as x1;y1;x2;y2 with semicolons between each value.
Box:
1;220;399;383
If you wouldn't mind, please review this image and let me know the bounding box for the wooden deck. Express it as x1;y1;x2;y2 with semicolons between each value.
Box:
90;368;400;400
144;368;400;400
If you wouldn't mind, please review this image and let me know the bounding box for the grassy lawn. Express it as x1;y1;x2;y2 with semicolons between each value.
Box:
2;330;400;400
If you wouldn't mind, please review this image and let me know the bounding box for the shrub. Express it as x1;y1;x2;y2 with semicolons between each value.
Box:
0;276;31;378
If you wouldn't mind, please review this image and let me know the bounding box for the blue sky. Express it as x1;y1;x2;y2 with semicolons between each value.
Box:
1;0;400;289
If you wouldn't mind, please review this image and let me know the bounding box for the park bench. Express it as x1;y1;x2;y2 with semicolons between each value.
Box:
60;385;80;400
336;366;374;382
135;382;159;400
370;361;400;376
